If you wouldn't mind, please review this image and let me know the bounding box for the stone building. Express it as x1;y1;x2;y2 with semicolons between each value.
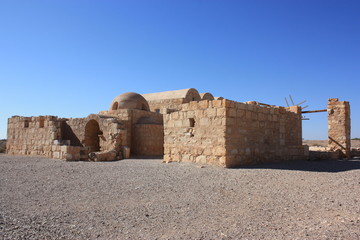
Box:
6;88;351;167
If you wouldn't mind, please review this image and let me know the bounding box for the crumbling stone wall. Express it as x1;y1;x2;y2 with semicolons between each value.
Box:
328;98;351;158
163;99;305;168
99;109;164;156
65;114;126;159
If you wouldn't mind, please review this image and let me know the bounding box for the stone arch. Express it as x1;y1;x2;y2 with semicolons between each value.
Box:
84;119;102;153
184;88;201;102
200;92;215;100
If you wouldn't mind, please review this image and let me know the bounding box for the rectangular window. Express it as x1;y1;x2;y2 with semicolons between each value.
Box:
189;118;195;127
39;119;45;128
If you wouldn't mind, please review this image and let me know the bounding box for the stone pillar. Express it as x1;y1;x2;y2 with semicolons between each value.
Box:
328;98;351;158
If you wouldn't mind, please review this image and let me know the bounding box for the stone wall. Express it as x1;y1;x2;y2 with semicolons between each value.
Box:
6;116;82;160
7;116;62;157
6;114;127;161
163;100;228;167
98;109;164;156
65;114;127;159
328;98;351;158
132;124;164;155
163;99;305;168
224;100;304;167
146;98;185;114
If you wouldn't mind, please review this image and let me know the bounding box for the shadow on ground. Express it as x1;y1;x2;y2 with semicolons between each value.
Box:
241;158;360;173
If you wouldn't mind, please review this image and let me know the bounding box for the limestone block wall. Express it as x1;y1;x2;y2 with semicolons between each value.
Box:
163;99;305;168
132;124;164;155
328;98;351;158
224;100;304;167
163;100;228;167
6;116;63;158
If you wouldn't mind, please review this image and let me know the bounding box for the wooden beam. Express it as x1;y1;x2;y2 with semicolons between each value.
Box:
289;95;295;105
296;100;306;106
301;109;327;114
284;97;289;107
302;105;309;109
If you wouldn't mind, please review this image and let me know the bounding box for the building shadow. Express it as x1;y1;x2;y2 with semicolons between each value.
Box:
129;155;163;160
240;158;360;173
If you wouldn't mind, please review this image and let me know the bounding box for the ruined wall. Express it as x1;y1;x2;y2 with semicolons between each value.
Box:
99;109;164;156
163;100;228;167
328;98;351;158
163;99;305;168
224;100;304;167
6;116;62;158
65;114;126;159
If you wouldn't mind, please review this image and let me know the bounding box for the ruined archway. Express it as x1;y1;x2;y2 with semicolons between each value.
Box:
84;119;102;153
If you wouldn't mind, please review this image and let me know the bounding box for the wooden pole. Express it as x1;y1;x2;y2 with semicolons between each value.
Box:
301;109;327;114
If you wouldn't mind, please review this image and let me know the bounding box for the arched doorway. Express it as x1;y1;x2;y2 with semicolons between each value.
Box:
84;119;102;153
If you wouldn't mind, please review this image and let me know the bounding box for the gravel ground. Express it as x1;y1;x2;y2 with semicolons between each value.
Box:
1;154;360;240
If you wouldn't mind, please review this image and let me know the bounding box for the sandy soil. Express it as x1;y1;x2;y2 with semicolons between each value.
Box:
1;154;360;240
303;140;360;149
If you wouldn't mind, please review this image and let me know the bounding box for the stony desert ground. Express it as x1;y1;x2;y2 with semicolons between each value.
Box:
1;154;360;240
303;139;360;149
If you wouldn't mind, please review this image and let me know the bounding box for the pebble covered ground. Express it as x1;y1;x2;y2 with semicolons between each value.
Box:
1;154;360;239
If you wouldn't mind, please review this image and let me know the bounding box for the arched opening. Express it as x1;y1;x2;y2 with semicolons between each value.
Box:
84;120;101;153
141;103;148;111
112;102;118;110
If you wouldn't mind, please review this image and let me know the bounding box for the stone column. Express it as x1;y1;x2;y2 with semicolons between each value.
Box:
328;98;351;158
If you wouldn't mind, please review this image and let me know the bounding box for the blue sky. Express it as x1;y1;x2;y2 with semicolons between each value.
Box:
0;0;359;140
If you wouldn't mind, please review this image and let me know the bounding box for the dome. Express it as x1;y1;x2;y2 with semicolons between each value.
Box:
110;92;150;111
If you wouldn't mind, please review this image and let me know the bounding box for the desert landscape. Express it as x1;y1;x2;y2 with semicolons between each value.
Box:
1;153;359;240
303;139;360;149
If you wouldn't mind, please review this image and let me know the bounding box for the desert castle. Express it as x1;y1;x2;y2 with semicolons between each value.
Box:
6;88;351;167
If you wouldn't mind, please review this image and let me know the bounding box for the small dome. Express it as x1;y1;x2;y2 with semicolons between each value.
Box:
110;92;150;111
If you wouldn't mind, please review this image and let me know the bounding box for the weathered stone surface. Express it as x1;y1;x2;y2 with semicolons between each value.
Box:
88;150;117;161
328;98;351;158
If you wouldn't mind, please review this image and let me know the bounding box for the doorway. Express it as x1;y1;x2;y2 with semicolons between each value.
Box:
84;119;102;153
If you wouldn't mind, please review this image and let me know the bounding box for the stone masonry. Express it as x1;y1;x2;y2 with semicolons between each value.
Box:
328;98;351;158
163;100;305;167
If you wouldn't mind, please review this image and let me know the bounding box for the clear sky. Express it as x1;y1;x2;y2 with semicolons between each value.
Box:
0;0;359;140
